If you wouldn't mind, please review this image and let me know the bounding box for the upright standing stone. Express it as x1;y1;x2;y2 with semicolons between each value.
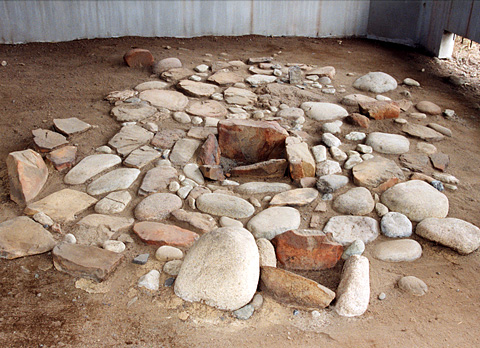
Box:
218;119;288;164
123;48;154;68
335;255;370;317
285;137;315;179
7;149;48;205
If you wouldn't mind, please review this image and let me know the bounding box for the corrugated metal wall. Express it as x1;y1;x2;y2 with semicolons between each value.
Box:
0;0;370;44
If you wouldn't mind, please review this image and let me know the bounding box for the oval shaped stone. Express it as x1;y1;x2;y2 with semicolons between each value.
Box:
372;239;422;262
135;193;183;221
247;206;301;240
381;180;449;222
196;193;255;219
64;154;121;185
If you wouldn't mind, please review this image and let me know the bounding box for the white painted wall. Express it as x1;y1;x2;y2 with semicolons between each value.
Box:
0;0;370;44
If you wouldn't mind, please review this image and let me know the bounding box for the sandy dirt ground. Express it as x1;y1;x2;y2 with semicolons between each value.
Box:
0;36;479;348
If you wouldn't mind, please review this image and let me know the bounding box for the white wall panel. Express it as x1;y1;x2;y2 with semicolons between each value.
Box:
0;0;370;44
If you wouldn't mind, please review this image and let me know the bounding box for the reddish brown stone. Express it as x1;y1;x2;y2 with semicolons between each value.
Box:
123;48;154;68
260;266;335;308
218;119;288;164
285;137;315;180
359;101;400;120
133;221;199;248
348;113;370;128
151;129;186;149
46;145;77;171
52;243;123;281
375;177;400;193
229;159;287;178
430;152;450;172
410;172;434;183
7;149;48;205
198;134;220;165
271;230;343;270
199;165;226;181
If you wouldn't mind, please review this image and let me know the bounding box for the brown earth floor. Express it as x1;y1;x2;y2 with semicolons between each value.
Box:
0;36;479;348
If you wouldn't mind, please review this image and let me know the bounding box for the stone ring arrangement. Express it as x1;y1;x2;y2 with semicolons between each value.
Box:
2;48;479;319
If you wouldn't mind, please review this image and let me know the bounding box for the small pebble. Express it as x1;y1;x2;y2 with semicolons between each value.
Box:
63;233;76;244
233;304;254;320
430;180;444;192
378;292;386;300
250;293;264;310
133;253;149;265
164;277;175;287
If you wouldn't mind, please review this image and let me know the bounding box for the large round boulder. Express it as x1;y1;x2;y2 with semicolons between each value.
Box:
174;227;259;310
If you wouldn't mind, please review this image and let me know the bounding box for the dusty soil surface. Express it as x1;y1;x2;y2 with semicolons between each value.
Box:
1;36;480;348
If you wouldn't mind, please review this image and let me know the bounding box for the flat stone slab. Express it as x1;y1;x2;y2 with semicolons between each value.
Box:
323;216;380;245
0;216;56;259
175;227;259;311
353;72;397;93
208;71;244;85
223;87;257;105
52;243;124;281
399;153;429;172
135;193;183;221
247;206;301;240
134;81;169;91
7;149;48;205
32;129;69;152
316;174;349;194
269;188;318;206
95;190;132;214
381;180;449;222
402;123;444;142
54;117;92;135
416;100;441;115
110;103;158;122
416;218;480;254
260;266;335;309
25;189;97;222
196;193;255;219
245;74;277;85
151;128;186;149
230;159;288;178
235;182;292;195
352;156;405;188
86;168;140;196
172;209;217;233
77;214;134;232
186;100;228;118
177;80;219;97
138;166;178;196
133;221;199;247
64;154;122;185
301;102;349;121
372;239;422;262
365;132;410;154
333;187;374;215
342;94;377;106
123;146;161;169
139;89;189;111
108;125;154;157
169;138;202;165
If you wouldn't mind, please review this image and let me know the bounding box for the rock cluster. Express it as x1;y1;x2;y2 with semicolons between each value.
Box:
1;51;473;321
